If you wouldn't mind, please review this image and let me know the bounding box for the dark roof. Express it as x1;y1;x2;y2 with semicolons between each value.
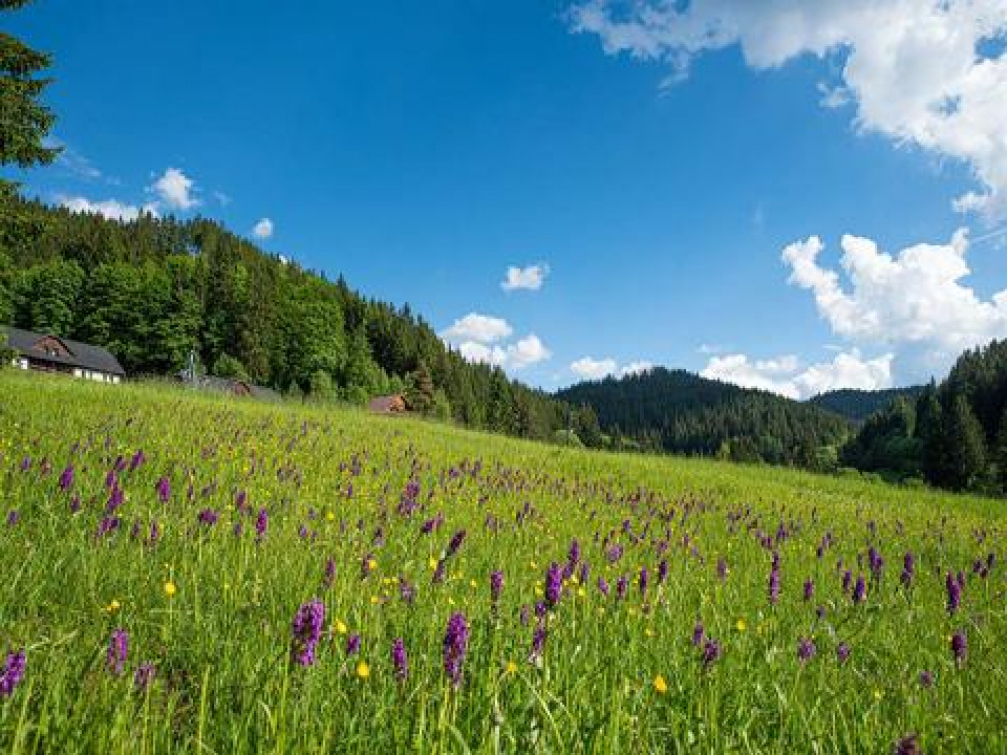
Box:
3;326;126;376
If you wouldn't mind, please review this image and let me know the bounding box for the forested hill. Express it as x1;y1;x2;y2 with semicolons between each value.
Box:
557;367;851;466
808;386;925;423
0;195;591;443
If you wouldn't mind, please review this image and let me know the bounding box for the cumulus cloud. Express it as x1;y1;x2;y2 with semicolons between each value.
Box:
571;356;618;380
455;334;551;371
442;313;550;371
442;313;514;344
569;0;1007;217
57;195;157;223
507;334;552;369
782;228;1007;375
502;264;549;291
570;356;654;380
252;218;274;239
149;167;199;211
701;350;894;400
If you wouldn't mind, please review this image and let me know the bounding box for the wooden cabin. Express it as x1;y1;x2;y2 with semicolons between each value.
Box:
3;326;125;383
368;394;407;414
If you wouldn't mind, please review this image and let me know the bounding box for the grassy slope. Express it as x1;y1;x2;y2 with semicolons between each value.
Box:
0;371;1004;753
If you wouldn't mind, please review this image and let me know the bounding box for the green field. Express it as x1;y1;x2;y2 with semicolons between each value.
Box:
0;371;1003;753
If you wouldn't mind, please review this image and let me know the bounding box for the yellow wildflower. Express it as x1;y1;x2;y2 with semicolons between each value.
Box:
653;675;668;694
163;581;177;598
505;661;518;674
335;620;348;635
736;619;747;633
356;660;370;679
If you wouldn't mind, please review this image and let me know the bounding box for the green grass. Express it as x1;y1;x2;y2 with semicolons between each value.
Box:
0;370;1004;753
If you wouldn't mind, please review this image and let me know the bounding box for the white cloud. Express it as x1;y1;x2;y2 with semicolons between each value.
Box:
57;195;157;223
570;356;654;380
620;360;654;376
502;264;549;291
252;218;274;239
149;167;199;211
782;228;1007;375
507;334;552;369
456;334;551;371
701;350;894;400
569;0;1007;218
442;313;514;344
571;356;618;380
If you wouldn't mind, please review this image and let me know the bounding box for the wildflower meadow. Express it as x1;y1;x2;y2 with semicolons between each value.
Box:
0;371;1005;752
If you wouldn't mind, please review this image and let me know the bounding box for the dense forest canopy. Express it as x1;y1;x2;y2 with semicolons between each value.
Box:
0;195;600;444
842;340;1007;494
557;367;851;467
808;386;925;423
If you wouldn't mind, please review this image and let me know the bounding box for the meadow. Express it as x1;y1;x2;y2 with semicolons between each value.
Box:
0;371;1004;753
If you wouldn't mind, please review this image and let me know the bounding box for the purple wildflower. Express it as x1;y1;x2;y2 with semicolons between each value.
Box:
346;634;361;656
6;510;18;527
692;621;705;647
919;670;934;688
443;613;470;686
323;557;336;588
894;735;920;755
391;638;408;681
291;600;325;666
768;564;781;606
616;575;628;601
490;570;504;605
155;476;171;504
59;464;74;492
798;637;816;663
529;621;547;663
197;509;219;527
597;576;610;597
445;530;467;558
657;559;669;584
255;508;268;540
399;577;416;605
107;628;129;676
837;642;851;664
951;631;967;667
0;651;25;698
134;662;156;692
946;571;962;615
701;639;721;670
803;578;815;602
545;563;563;609
901;552;915;588
717;557;728;581
852;574;866;604
639;567;649;597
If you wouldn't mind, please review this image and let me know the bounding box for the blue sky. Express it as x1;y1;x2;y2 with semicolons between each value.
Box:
8;0;1007;396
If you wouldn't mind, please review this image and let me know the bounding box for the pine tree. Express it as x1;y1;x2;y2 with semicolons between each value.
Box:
915;384;945;486
405;360;435;414
1;0;59;185
944;394;986;491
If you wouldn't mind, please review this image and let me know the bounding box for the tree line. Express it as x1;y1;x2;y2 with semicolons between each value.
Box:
558;367;851;468
0;196;606;444
842;340;1007;494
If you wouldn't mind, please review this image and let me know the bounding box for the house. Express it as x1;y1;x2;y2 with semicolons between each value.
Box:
368;394;407;414
3;326;125;384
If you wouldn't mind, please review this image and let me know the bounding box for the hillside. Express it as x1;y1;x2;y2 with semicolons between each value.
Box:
809;386;925;423
557;367;851;466
0;370;1002;752
0;194;586;443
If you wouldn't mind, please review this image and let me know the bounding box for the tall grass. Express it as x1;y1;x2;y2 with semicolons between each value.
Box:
0;371;1004;752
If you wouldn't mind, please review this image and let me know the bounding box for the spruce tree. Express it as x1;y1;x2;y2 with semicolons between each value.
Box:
945;394;986;491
